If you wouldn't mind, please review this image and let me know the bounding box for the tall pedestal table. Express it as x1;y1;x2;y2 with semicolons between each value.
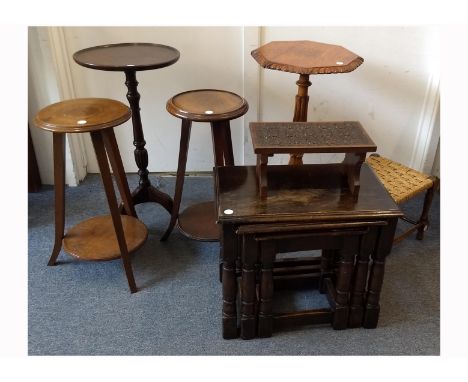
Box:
251;40;364;165
74;43;180;212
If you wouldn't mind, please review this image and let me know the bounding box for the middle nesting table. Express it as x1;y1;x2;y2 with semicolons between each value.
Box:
161;89;249;241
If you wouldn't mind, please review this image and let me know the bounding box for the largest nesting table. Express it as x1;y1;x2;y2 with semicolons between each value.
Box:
215;163;402;338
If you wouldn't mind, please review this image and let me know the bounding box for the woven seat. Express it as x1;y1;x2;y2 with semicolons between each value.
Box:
366;154;439;243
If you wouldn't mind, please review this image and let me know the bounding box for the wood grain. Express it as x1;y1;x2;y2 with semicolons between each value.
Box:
34;98;131;133
251;40;363;75
63;215;148;261
167;89;249;122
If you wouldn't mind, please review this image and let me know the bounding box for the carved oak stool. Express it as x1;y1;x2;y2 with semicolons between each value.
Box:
161;89;248;241
34;98;148;293
251;40;364;165
250;121;376;199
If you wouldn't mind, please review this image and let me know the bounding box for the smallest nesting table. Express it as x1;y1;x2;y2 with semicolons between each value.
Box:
250;121;376;199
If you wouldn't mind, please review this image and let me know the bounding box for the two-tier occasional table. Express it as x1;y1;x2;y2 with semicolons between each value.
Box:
73;43;180;213
34;98;148;293
251;40;364;165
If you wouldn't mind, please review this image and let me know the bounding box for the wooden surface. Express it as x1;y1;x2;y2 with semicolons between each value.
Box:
34;98;131;133
216;164;402;338
251;40;363;75
250;121;376;154
178;201;220;241
167;89;249;122
63;215;148;261
73;43;180;72
215;164;402;224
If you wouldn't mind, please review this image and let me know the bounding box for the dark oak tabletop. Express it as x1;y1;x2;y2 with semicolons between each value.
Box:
215;164;402;224
250;121;376;154
73;43;180;72
251;40;363;75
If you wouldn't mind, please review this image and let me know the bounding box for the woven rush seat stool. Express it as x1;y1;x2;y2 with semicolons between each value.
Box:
161;89;248;241
366;154;439;243
34;98;148;293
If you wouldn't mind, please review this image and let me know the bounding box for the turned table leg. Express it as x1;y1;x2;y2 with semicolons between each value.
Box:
240;234;258;339
221;224;239;339
333;237;358;330
363;219;398;328
124;70;173;213
348;230;375;327
289;73;311;165
258;240;275;338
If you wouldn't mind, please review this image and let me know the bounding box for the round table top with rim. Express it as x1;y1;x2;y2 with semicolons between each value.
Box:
33;98;131;133
166;89;249;122
73;42;180;72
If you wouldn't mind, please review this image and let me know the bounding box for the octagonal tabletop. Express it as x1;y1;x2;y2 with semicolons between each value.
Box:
251;40;363;75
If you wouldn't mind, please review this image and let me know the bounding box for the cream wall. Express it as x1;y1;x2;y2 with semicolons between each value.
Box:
28;26;440;184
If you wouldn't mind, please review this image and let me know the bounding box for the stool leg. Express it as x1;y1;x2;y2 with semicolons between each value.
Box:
91;131;137;294
210;121;225;167
161;119;192;241
48;133;66;266
416;178;438;240
101;129;137;218
221;120;234;166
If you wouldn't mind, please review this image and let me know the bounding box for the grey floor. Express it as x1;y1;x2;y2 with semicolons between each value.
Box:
28;174;439;355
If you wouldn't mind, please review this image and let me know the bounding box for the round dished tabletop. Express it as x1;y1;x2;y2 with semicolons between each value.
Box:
166;89;249;122
33;98;131;133
73;42;180;72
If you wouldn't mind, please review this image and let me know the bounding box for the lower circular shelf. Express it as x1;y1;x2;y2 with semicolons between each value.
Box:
178;201;220;242
63;215;148;261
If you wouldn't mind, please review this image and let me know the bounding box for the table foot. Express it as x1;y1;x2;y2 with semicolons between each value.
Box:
129;183;174;215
